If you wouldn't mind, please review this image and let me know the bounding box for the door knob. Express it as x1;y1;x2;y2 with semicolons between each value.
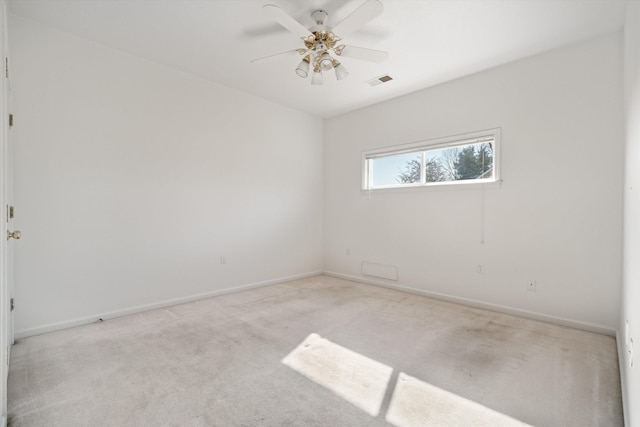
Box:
7;230;21;240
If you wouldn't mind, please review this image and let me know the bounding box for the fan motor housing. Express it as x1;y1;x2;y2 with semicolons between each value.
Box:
309;9;330;32
311;10;328;24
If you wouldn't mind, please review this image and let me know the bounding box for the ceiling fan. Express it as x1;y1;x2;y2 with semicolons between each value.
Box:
251;0;389;85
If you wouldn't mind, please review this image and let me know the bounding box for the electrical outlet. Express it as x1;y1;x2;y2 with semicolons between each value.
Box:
220;256;226;265
477;265;484;274
527;280;536;291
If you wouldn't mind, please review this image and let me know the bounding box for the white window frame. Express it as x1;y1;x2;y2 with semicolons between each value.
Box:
362;128;501;191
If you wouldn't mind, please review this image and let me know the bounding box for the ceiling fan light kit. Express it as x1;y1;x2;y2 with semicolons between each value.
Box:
300;25;348;84
257;0;388;86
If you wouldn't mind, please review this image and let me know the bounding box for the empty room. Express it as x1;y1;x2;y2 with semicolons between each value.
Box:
0;0;638;426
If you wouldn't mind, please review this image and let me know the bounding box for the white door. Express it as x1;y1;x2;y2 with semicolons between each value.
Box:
4;40;13;351
0;0;14;424
4;95;15;350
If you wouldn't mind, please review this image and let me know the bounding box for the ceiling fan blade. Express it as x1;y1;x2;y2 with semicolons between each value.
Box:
263;4;312;39
242;23;288;39
332;0;383;37
337;45;388;63
251;49;308;63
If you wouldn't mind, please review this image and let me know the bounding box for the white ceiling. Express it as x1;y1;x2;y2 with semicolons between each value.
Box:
8;0;627;118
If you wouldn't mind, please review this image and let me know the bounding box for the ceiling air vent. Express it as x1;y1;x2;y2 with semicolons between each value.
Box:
367;75;393;86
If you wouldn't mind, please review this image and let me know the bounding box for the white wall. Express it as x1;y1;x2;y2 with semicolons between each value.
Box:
324;33;623;333
9;16;323;337
620;2;640;425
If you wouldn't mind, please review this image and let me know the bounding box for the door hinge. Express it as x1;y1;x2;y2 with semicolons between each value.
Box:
10;298;14;311
4;58;7;78
8;114;13;127
5;205;13;223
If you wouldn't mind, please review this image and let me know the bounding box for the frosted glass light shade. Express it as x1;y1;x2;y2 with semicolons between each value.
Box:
334;63;349;80
295;58;310;78
319;53;333;71
311;70;323;85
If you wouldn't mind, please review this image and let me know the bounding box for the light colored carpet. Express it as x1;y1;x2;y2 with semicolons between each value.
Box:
8;275;622;426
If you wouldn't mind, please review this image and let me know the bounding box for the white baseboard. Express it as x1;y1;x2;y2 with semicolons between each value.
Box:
323;270;616;337
16;270;616;339
15;271;323;339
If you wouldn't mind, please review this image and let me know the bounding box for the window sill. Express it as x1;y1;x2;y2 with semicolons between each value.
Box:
360;179;503;195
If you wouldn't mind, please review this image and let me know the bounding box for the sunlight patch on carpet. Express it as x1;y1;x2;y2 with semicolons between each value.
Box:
386;372;531;427
282;333;392;416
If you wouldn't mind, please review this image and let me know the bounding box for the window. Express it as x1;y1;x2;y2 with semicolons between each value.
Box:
362;129;500;190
